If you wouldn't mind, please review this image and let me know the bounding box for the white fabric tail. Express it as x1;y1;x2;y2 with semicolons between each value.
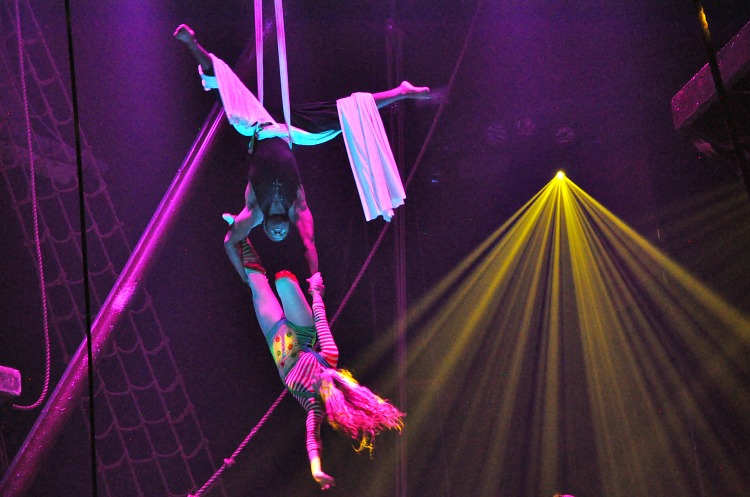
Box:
337;93;406;222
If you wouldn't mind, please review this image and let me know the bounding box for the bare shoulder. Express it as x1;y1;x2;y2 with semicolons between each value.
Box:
245;184;259;208
293;185;309;210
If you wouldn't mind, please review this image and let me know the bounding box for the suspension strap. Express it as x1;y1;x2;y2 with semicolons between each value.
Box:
255;0;293;147
254;0;264;106
274;0;293;147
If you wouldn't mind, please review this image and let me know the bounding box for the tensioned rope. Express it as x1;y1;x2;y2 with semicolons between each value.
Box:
187;389;287;497
188;1;481;494
63;0;100;494
11;0;51;413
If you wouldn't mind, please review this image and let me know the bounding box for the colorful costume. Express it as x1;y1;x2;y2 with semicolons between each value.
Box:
259;270;403;457
239;243;403;483
263;276;339;456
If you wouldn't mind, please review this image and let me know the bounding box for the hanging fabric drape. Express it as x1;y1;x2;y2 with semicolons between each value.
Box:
336;93;405;222
255;0;293;147
254;0;264;106
274;0;293;146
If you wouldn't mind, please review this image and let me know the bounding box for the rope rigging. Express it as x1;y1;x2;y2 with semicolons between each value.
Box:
2;5;227;496
11;0;51;413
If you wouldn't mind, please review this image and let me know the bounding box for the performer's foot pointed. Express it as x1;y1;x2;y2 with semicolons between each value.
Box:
173;23;213;71
173;24;195;44
400;81;431;99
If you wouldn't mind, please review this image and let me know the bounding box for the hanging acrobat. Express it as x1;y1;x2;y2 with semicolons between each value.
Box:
174;11;429;280
174;1;429;490
238;242;404;489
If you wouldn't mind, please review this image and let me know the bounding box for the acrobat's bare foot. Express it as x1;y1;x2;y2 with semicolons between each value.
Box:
313;471;335;491
400;81;431;99
173;24;196;44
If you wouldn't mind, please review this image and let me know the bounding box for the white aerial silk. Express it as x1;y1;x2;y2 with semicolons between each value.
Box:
200;55;341;145
200;58;405;223
336;93;405;222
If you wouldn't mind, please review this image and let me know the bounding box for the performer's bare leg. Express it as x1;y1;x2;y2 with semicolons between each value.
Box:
173;24;213;72
274;272;314;328
239;240;283;334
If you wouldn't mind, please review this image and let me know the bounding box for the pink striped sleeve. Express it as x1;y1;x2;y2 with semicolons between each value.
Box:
312;296;339;368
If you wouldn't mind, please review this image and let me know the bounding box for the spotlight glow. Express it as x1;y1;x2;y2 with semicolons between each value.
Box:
556;170;565;180
358;176;750;497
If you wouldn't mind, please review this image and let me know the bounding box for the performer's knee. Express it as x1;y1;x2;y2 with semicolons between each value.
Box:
275;270;298;282
274;270;303;295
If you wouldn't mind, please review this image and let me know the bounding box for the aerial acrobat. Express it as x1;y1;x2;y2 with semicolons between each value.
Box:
174;22;428;490
235;241;404;490
174;23;430;281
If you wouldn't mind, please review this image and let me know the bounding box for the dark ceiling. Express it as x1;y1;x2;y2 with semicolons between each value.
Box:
2;1;750;496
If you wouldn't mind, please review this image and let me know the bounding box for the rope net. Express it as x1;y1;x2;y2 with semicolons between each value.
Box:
0;2;226;496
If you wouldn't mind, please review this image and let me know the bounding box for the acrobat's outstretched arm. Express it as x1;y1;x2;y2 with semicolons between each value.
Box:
307;272;339;368
305;272;338;490
291;185;319;276
309;439;335;491
223;184;264;284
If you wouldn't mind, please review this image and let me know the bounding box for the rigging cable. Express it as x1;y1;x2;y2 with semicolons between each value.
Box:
12;0;51;413
63;0;99;495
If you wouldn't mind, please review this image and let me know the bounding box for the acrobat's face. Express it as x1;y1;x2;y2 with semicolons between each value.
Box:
263;215;290;242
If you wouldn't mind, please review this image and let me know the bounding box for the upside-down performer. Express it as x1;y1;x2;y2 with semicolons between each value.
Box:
237;238;404;490
173;24;430;278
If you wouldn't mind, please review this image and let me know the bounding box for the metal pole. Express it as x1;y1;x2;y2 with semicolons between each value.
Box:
0;17;276;493
0;105;224;497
